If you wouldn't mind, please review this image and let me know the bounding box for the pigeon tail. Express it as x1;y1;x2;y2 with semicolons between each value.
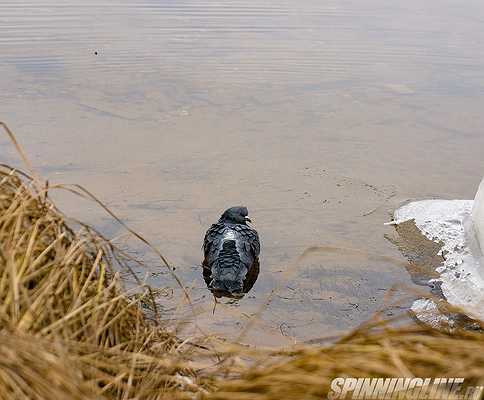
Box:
209;240;247;296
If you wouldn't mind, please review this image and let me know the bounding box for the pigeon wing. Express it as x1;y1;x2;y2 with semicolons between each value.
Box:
233;225;260;267
203;222;225;267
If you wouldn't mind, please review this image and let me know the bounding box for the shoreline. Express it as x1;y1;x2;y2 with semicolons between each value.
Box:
393;187;484;326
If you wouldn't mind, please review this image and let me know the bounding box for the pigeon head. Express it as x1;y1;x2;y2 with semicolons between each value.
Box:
220;206;251;224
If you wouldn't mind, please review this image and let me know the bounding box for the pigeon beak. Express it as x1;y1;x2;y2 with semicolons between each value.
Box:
245;216;252;223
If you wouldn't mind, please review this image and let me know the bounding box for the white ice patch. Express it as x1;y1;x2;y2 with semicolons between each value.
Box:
410;299;450;329
472;179;484;256
394;178;484;320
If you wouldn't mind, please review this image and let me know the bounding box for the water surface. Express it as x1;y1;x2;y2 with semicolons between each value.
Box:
1;0;484;345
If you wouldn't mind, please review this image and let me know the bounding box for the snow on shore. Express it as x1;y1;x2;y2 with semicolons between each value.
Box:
393;179;484;321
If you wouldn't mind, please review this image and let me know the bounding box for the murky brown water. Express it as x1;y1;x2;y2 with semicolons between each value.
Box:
1;0;484;346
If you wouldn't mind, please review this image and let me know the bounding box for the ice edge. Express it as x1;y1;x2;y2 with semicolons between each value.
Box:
393;178;484;321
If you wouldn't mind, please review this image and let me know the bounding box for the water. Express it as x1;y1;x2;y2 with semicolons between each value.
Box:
1;0;484;346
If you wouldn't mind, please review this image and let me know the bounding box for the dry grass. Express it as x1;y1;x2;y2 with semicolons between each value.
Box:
2;122;484;400
207;322;484;399
0;164;212;399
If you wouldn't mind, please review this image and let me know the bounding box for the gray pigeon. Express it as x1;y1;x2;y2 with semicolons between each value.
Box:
202;206;260;298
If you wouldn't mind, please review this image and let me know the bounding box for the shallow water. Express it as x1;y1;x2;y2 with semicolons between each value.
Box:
1;0;484;345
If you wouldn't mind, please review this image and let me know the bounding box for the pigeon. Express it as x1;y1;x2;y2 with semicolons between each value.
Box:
202;206;260;298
